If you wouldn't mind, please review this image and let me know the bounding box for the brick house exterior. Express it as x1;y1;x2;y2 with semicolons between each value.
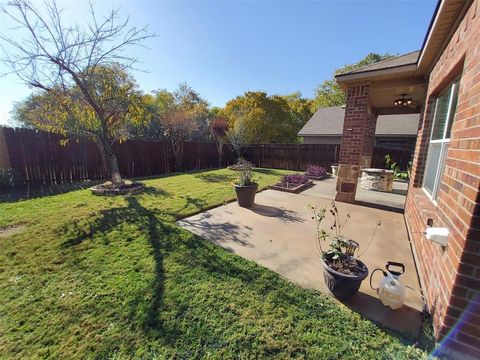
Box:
334;1;480;357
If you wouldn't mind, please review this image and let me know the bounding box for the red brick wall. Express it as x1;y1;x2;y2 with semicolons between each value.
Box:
362;113;378;158
405;1;480;357
338;85;370;165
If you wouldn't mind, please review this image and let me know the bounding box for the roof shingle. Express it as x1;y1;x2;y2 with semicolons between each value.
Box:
336;51;420;77
298;106;420;137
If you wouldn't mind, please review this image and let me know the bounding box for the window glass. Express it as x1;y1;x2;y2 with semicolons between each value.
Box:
423;79;460;201
433;143;449;199
431;89;451;140
424;143;442;195
446;81;459;139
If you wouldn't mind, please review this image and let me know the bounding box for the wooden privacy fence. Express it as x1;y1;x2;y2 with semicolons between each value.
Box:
241;144;340;171
0;127;414;186
0;127;235;186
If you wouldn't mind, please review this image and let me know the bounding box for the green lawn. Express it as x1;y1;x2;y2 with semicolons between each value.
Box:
0;168;426;359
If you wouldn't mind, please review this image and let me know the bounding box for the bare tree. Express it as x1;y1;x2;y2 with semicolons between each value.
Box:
209;117;228;167
227;113;248;159
0;0;153;184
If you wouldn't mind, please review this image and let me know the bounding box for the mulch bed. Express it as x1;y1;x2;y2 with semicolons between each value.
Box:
91;182;145;196
269;180;314;194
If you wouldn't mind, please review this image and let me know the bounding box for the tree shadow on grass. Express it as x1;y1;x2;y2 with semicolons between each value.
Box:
59;196;171;339
59;205;136;247
142;186;173;198
0;180;102;203
253;168;283;175
124;197;168;336
194;173;233;183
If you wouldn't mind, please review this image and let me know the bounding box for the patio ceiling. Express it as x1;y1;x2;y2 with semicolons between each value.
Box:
335;58;427;115
369;77;427;115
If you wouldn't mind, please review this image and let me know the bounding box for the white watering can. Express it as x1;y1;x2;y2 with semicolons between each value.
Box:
370;261;406;310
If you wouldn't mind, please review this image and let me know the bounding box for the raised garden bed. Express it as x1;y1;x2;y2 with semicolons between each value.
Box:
270;180;313;193
270;174;314;193
304;165;329;181
91;181;145;196
305;174;329;181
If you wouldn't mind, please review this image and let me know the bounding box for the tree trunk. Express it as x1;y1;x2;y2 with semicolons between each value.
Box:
96;137;123;184
172;140;183;172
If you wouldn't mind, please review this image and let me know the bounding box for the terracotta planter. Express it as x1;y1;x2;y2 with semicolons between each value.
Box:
320;258;368;300
234;184;258;208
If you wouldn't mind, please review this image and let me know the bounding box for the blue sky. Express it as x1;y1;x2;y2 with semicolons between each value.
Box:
0;0;437;125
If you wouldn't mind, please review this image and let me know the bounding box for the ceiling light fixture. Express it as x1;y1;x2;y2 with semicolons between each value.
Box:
394;94;413;107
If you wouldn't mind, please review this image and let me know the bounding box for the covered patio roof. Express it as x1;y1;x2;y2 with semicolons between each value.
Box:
335;52;426;115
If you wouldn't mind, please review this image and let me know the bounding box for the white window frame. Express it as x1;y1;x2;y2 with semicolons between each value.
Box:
422;80;459;203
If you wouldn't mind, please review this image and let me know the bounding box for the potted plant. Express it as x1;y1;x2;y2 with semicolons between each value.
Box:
331;163;339;177
308;202;380;300
233;164;258;207
228;157;254;171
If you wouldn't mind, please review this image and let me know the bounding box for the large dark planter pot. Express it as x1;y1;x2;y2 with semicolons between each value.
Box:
320;258;368;300
234;184;258;208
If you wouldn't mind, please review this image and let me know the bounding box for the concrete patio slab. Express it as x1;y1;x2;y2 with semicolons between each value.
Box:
178;178;424;337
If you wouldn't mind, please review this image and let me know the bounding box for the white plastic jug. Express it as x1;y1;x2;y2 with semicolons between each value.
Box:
370;262;406;310
378;271;406;310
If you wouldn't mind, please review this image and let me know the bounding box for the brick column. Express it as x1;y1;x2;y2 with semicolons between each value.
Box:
361;112;378;168
338;84;371;165
335;85;373;203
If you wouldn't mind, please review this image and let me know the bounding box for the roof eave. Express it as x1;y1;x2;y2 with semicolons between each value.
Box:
335;63;418;86
417;0;473;73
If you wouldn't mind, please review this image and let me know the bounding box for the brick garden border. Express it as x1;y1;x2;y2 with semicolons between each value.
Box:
269;180;314;194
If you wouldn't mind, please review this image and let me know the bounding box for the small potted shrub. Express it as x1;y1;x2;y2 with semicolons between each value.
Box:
308;202;380;300
233;165;258;207
331;163;339;177
228;157;254;171
305;165;328;180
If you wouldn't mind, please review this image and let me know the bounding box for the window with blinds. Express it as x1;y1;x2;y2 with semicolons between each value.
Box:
423;79;459;201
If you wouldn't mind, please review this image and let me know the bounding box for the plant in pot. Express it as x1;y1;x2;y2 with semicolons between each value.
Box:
233;165;258;207
308;201;380;300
